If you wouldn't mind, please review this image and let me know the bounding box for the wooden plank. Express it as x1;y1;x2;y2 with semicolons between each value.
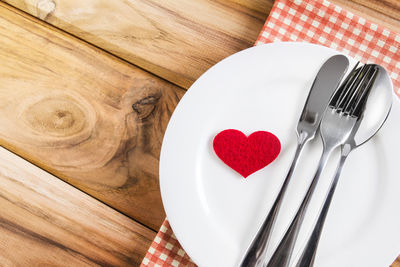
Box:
2;1;400;90
0;147;155;266
331;0;400;34
1;140;397;265
0;2;185;230
392;256;400;267
1;0;271;89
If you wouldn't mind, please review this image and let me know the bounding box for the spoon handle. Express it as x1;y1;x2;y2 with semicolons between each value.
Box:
239;132;309;267
295;147;350;267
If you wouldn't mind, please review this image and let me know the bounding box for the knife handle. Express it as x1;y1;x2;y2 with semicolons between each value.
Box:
239;131;309;267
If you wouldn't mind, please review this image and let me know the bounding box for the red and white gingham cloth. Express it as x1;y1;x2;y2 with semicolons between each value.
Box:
256;0;400;95
142;0;400;266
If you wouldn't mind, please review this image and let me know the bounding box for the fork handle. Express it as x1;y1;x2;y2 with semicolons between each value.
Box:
239;132;309;267
295;147;350;267
266;146;334;267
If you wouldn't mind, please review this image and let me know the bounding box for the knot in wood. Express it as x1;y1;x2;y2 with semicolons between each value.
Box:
23;96;87;137
37;0;56;20
131;93;161;120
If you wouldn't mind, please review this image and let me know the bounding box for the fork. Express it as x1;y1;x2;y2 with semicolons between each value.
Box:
266;63;376;267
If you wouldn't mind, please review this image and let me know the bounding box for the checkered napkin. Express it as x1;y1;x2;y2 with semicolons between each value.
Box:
141;0;400;266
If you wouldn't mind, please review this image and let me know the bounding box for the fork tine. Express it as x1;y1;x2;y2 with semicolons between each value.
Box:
330;62;378;118
341;64;373;113
330;62;360;108
351;65;379;117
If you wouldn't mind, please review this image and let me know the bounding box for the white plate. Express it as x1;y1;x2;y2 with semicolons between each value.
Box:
160;42;400;267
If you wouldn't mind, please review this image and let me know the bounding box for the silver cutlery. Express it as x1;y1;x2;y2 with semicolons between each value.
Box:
295;64;392;267
266;63;381;267
239;55;349;267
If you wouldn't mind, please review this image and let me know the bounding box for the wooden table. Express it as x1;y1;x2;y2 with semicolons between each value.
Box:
0;0;398;265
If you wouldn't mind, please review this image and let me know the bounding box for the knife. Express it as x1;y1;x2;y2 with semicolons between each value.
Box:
239;54;349;267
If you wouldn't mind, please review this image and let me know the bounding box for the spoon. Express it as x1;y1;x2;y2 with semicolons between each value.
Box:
294;64;393;267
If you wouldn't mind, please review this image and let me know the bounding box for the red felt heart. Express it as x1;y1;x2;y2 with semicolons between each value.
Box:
213;129;281;178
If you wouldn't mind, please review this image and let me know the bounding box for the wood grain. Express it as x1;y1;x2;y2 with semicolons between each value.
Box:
0;1;185;230
392;256;400;267
0;147;155;266
331;0;400;33
1;0;271;89
2;0;400;90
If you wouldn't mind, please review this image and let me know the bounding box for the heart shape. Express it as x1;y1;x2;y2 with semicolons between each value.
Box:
213;129;281;178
